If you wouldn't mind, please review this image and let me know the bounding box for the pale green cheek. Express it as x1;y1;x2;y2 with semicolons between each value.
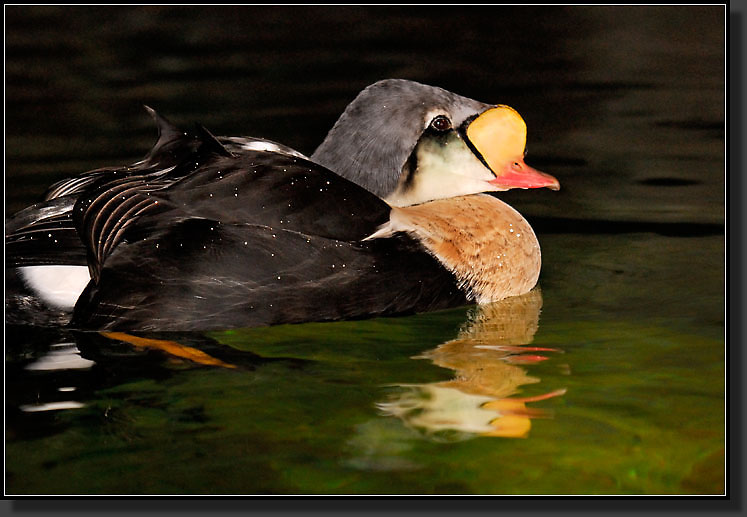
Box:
385;137;497;207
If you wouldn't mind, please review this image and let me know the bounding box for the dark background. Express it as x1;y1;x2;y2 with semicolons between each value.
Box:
4;5;725;231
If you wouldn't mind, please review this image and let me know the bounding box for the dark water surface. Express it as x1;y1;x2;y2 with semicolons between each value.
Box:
5;6;725;495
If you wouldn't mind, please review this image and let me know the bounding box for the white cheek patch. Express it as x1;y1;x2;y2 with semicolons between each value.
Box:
384;137;497;207
18;265;91;311
417;137;495;181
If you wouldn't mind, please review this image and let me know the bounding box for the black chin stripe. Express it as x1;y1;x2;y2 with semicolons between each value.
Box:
398;129;448;192
458;119;495;177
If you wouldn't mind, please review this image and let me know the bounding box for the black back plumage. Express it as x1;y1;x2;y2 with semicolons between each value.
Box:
72;218;466;331
8;110;467;331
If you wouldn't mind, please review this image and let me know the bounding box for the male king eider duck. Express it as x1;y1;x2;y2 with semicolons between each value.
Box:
5;79;559;331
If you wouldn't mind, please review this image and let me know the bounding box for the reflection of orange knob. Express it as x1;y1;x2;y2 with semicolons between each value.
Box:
484;415;531;438
480;389;567;438
482;398;532;438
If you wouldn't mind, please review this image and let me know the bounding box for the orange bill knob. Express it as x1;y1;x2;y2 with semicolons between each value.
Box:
466;105;560;191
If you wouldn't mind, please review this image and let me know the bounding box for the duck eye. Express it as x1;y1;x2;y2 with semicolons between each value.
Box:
430;115;452;132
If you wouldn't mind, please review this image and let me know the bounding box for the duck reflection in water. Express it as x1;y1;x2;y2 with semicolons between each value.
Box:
377;289;566;440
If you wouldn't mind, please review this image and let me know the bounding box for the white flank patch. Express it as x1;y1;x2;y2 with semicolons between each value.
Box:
18;265;91;310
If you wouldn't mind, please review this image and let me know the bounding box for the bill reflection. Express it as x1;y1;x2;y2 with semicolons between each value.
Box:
377;289;566;440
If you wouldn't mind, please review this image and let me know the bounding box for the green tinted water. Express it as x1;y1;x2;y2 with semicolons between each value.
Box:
5;233;724;495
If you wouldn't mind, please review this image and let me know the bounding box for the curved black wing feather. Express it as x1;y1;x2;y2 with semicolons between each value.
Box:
6;108;231;268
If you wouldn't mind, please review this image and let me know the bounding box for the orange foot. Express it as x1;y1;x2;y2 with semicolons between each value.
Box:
101;332;237;369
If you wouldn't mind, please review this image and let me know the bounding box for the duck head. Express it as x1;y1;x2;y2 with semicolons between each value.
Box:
311;79;559;207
